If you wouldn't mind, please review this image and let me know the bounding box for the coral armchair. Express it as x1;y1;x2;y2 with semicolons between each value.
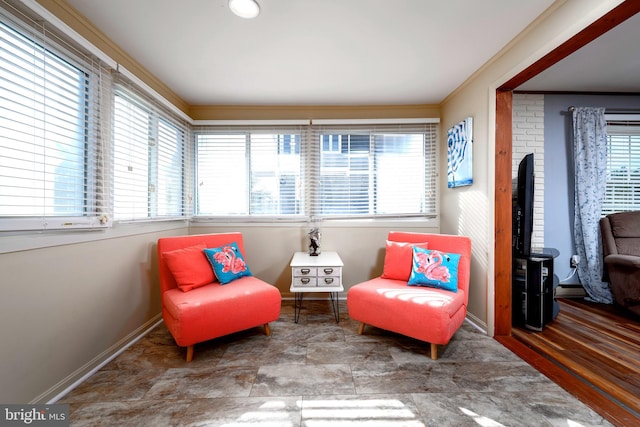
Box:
157;232;281;361
347;231;472;359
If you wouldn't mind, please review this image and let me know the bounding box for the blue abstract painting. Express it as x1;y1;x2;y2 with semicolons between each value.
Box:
447;117;473;188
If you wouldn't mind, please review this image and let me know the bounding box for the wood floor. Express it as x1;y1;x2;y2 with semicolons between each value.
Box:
497;298;640;427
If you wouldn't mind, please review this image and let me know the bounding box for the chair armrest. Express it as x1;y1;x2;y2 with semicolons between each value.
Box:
604;254;640;270
600;217;618;256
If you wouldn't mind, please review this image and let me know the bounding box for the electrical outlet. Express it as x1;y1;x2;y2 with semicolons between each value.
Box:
570;254;580;268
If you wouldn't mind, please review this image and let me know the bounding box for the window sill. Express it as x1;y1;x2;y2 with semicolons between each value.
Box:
0;215;439;253
190;216;439;229
0;219;188;254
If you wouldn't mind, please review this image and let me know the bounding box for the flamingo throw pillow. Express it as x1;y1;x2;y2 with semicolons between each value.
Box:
408;246;460;292
203;242;252;284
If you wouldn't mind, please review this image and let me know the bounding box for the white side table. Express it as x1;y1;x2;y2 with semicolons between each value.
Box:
290;251;344;323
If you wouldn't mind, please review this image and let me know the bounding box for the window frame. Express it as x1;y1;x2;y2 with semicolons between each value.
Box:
0;7;110;232
603;120;640;216
314;127;436;220
112;83;188;223
192;120;439;225
193;125;307;221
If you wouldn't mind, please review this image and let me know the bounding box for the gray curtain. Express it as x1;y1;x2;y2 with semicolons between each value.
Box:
572;107;613;304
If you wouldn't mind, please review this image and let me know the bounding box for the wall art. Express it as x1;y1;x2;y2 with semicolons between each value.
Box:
447;117;473;188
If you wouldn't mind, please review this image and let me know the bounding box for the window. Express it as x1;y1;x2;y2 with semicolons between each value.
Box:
603;122;640;215
194;122;438;221
195;128;303;217
112;85;187;221
0;13;109;231
319;134;371;215
313;123;438;219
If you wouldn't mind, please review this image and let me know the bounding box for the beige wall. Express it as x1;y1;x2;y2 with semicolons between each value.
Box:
190;224;439;299
190;104;440;121
0;225;189;403
2;0;625;404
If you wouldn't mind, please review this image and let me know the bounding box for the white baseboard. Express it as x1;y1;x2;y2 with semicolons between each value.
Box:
35;314;163;404
465;313;488;334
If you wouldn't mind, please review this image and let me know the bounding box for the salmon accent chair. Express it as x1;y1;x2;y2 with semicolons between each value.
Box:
157;232;281;361
347;231;472;359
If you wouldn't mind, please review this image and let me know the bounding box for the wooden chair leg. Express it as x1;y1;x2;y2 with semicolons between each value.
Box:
186;345;194;362
358;322;366;335
430;343;438;360
264;323;271;336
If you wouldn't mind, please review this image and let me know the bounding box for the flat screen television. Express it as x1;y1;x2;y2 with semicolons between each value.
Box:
513;153;534;258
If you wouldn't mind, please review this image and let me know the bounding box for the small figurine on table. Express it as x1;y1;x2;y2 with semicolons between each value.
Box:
308;227;321;256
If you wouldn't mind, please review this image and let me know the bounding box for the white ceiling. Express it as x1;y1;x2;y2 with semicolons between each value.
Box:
518;10;640;93
64;0;638;106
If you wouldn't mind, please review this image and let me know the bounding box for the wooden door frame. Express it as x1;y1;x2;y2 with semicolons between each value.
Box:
493;1;640;336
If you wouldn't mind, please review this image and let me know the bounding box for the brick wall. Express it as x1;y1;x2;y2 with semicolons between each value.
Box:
512;93;544;249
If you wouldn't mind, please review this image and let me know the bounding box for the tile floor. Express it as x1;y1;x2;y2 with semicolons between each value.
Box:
60;301;612;426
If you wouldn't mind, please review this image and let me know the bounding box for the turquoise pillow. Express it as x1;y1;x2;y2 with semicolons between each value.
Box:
408;247;460;293
203;242;252;284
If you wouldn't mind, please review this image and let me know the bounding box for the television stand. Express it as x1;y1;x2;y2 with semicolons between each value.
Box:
512;248;559;331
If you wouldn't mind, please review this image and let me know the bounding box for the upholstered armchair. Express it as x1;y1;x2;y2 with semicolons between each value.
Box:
600;211;640;316
347;231;472;359
157;232;281;361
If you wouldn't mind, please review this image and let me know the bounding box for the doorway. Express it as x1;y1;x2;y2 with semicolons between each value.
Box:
493;1;640;336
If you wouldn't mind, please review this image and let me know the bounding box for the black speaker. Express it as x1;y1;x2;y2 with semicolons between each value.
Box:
513;252;557;331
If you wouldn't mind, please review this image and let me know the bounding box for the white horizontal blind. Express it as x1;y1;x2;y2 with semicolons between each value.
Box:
196;132;246;215
250;132;302;215
0;4;111;231
603;122;640;215
113;91;150;220
309;123;437;219
195;126;305;218
157;118;185;216
113;82;187;221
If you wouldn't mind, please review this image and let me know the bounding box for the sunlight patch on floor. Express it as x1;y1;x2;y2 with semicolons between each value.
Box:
459;407;505;426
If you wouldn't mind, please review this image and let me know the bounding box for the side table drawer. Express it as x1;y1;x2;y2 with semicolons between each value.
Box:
318;276;341;287
318;266;341;277
292;267;317;277
292;276;317;287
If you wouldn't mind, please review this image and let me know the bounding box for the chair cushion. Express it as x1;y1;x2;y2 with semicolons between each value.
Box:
162;275;281;347
158;232;247;293
609;211;640;238
161;243;215;292
381;240;429;281
615;239;640;257
347;277;467;345
607;212;640;255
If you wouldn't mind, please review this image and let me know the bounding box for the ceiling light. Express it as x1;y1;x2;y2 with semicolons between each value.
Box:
229;0;260;19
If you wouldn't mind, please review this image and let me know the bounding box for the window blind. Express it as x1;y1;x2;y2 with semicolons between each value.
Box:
112;81;188;221
113;91;150;220
603;122;640;215
195;125;306;218
308;122;438;220
0;3;111;231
